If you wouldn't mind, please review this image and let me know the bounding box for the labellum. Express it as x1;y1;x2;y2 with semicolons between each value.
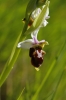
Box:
29;46;46;70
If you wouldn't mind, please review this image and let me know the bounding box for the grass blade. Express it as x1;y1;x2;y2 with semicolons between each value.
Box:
51;67;66;100
0;32;25;87
17;87;25;100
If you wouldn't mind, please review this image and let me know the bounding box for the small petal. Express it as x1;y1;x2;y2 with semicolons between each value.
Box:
17;39;34;49
38;40;49;48
38;40;46;43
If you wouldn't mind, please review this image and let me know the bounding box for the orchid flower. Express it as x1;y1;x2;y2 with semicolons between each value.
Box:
17;30;49;71
31;4;50;27
22;1;50;28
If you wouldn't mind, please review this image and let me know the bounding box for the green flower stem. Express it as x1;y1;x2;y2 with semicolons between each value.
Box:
31;41;66;100
0;32;26;87
0;8;31;86
0;49;20;86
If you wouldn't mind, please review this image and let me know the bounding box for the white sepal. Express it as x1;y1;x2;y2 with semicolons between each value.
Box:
17;39;34;49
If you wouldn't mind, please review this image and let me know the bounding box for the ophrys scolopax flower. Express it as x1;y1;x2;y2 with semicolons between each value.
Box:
22;0;50;29
17;30;49;71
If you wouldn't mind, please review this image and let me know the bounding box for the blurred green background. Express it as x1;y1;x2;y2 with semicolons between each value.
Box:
0;0;66;100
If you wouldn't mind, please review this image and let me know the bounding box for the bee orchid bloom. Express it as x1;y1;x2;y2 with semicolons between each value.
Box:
22;1;50;28
31;5;50;27
17;30;49;71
